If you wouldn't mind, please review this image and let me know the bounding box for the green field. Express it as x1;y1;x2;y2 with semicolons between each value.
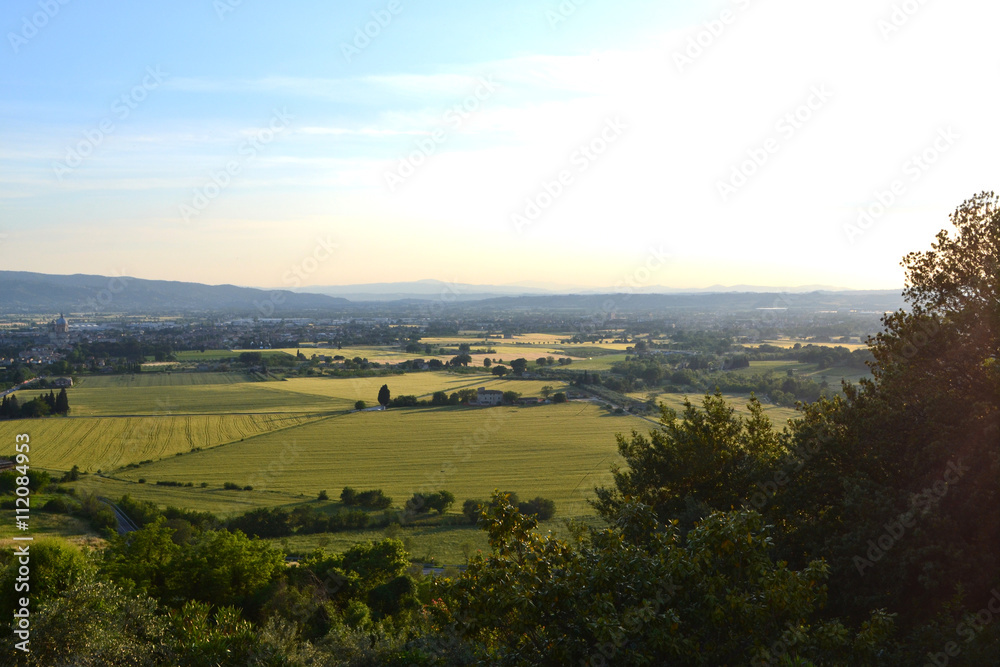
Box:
562;353;629;371
0;511;104;548
0;413;324;472
102;402;639;518
14;383;341;416
1;369;642;564
0;361;725;564
727;360;870;384
76;372;256;387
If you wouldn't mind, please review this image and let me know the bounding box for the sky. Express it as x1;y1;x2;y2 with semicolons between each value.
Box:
1;0;997;292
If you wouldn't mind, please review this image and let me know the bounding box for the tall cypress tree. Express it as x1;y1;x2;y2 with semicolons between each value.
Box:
55;388;69;415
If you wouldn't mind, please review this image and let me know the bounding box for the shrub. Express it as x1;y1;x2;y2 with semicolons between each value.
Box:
518;496;556;521
42;497;74;514
227;507;292;538
343;487;392;509
463;499;483;524
407;490;455;515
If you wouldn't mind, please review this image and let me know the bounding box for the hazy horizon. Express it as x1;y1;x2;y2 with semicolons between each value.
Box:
2;1;995;291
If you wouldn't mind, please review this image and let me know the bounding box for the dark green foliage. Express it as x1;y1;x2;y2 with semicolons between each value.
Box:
102;520;284;611
0;539;94;619
516;496;555;521
593;392;781;527
116;494;165;527
0;580;171;666
41;496;74;514
342;486;393;510
450;353;472;366
75;492;118;534
463;499;483;524
388;394;420;407
238;351;263;365
0;468;50;494
442;493;892;665
407;490;455;515
368;574;419;620
227;507;293;538
501;390;520;404
551;392;567;403
377;383;391;407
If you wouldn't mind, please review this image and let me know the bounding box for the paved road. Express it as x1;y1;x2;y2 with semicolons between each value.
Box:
97;497;139;535
0;377;39;398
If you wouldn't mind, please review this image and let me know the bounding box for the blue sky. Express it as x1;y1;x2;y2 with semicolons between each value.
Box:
2;0;997;291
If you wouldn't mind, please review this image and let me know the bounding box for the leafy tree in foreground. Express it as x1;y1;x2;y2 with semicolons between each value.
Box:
766;193;1000;635
594;392;783;528
439;492;892;666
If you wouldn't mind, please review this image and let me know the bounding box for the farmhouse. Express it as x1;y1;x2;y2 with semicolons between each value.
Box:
473;387;504;406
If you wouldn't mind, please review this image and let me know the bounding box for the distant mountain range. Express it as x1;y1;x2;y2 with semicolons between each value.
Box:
0;271;349;315
0;272;905;315
291;279;872;302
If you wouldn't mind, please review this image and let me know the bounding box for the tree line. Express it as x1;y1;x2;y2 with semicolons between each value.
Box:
0;388;69;419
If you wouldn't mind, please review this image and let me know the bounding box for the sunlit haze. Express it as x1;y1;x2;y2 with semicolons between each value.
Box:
2;0;996;291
